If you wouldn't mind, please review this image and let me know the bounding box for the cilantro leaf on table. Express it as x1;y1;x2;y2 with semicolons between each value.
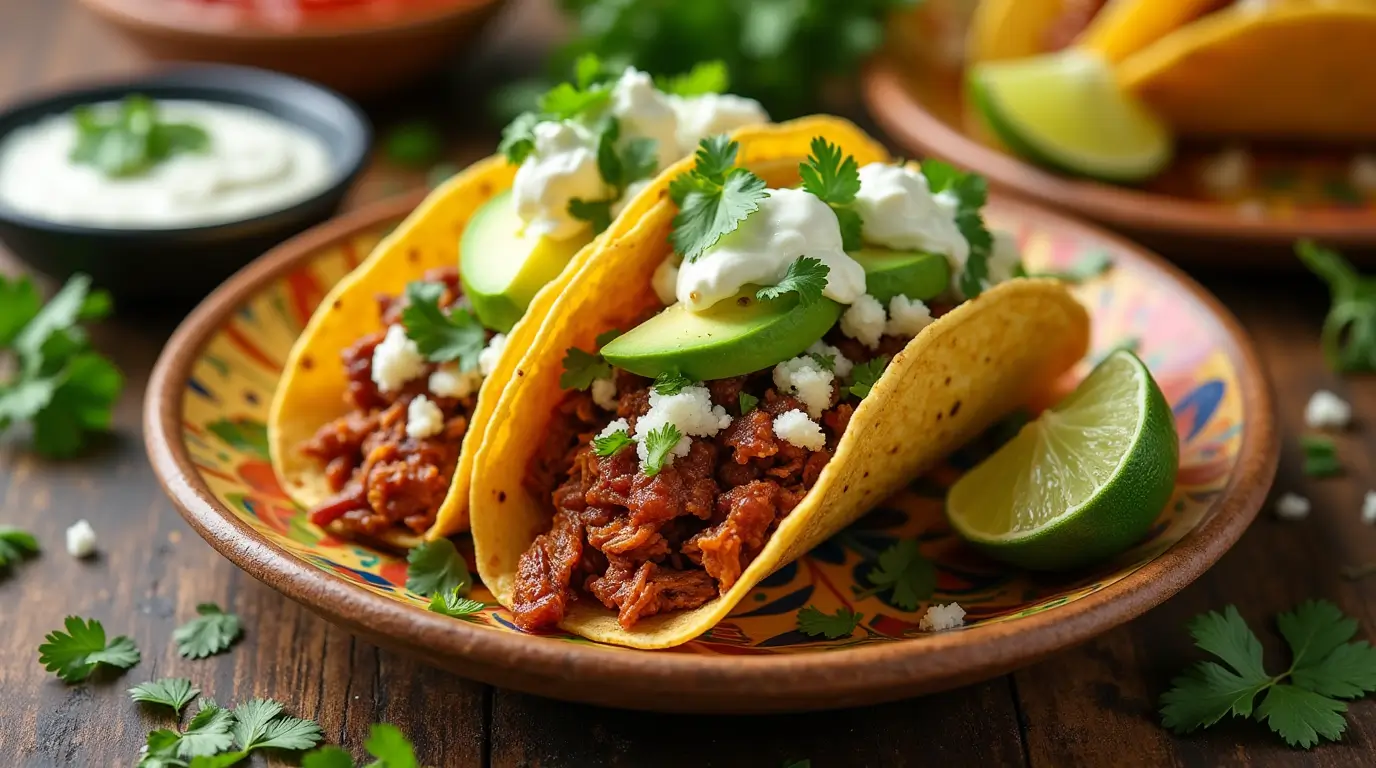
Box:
401;281;486;371
0;274;42;346
560;344;613;391
174;603;243;659
0;526;39;569
383;121;443;168
1159;600;1376;748
864;539;935;611
129;678;201;715
1300;435;1341;477
1297;240;1376;373
656;61;729;97
641;424;683;477
756;257;829;308
799;137;862;250
406;538;472;597
70;95;210;178
593;428;635;457
738;392;758;414
38;616;139;683
1025;250;1113;283
428;588;486;619
848;356;889;400
363;723;421;768
653;370;694;395
669;136;769;262
172;700;237;758
796;606;863;639
303;747;356;768
922;160;992;299
232;698;324;752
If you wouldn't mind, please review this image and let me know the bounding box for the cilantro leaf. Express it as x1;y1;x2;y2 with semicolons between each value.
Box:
1298;240;1376;373
796;606;862;639
568;198;614;234
1280;599;1359;670
0;526;39;569
595;328;623;348
864;539;934;610
807;352;836;372
138;729;186;768
0;273;41;347
592;428;635;457
499;112;541;165
798;137;859;205
302;747;355;768
233;698;323;752
672;168;769;262
383;121;442;168
653;370;694;395
833;206;864;252
738;392;758;414
1026;250;1113;283
560;345;612;391
174;603;243;659
641;424;683;477
178;701;237;757
27;352;124;458
688;135;738;185
848;356;889;399
428;588;487;619
539;82;611;121
923;160;992;299
70;95;210;178
756;257;829;307
401;281;486;371
406;538;472;597
363;723;420;768
656;61;730;97
38;616;139;682
1300;435;1341;477
1160;661;1273;732
1192;605;1269;681
1291;640;1376;699
129;678;200;715
1256;685;1348;749
574;53;604;90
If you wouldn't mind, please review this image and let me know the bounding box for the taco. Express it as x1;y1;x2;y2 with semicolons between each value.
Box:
469;117;1091;649
268;61;769;548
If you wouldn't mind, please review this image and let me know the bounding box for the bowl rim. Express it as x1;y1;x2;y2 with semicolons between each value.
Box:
144;191;1278;711
862;56;1376;246
0;63;371;239
79;0;504;41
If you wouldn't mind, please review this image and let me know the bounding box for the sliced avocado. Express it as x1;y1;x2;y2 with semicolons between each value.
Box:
849;248;951;304
459;190;592;333
601;290;844;381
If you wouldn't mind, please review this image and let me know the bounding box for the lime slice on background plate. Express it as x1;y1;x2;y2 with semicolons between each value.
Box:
947;349;1179;571
968;49;1174;183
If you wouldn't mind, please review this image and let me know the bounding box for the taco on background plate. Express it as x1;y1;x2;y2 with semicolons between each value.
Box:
268;61;769;549
469;117;1091;649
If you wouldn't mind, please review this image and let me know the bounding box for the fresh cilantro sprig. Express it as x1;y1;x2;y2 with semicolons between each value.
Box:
669;136;769;262
798;137;862;250
922;160;992;299
500;54;614;166
303;723;420;768
406;539;472;598
138;697;323;767
1298;240;1376;373
655;61;729;97
129;678;201;716
1301;435;1341;478
855;539;934;610
401;281;486;371
570;116;660;234
232;699;325;754
174;603;243;659
0;526;39;570
1160;601;1376;748
641;424;683;477
797;606;863;639
560;331;620;391
653;370;694;395
70;95;210;178
140;699;236;765
808;352;836;372
38;616;140;683
848;356;889;400
592;428;634;457
738;392;758;414
756;257;829;308
0;273;123;458
428;588;486;619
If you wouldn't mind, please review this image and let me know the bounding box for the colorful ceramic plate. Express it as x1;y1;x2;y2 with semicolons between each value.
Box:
146;190;1277;713
863;9;1376;255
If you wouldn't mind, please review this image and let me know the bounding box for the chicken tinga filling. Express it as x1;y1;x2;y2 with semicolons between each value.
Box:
513;136;1024;631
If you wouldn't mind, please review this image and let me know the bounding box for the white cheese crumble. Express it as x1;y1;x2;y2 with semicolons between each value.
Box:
840;293;886;349
676;187;867;311
651;257;680;305
1275;492;1311;521
598;417;631;440
428;365;482;399
668;92;769;154
1305;390;1352;430
371;324;427;393
885;295;933;338
919;602;966;631
478;333;507;378
591;377;620;411
773;356;836;418
773;409;826;451
806;340;853;377
852;162;969;269
609;68;680;173
1200;146;1251;196
1364;491;1376;526
632;385;731;470
405;395;445;439
512;120;606;241
1352;154;1376;192
65;519;96;558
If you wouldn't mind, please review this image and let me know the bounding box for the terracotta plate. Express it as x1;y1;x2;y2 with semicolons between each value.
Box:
146;191;1277;713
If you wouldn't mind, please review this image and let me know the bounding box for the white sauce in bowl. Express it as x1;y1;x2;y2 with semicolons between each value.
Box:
0;100;334;229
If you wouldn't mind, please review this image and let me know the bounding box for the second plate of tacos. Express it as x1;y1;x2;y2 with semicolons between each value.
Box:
470;117;1091;649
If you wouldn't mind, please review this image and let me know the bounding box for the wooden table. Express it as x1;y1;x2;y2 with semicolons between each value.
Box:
2;2;1374;766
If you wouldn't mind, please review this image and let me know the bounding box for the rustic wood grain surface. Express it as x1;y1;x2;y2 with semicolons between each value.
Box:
1;1;1374;766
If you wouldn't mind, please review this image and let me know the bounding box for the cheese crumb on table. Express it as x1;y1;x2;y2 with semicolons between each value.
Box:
919;602;966;632
1304;390;1351;430
1363;491;1376;525
66;520;96;558
1275;492;1311;521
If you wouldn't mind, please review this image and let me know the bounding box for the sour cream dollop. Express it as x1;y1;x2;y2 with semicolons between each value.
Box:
0;100;333;229
512;121;606;241
609;68;681;173
852;163;969;267
669;93;770;154
676;187;867;311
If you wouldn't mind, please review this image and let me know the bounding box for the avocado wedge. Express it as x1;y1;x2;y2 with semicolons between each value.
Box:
849;248;950;304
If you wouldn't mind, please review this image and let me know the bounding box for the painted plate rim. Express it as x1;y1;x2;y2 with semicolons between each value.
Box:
145;190;1278;713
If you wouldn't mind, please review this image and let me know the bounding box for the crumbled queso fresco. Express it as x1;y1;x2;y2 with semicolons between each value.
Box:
428;364;482;399
773;356;836;419
632;385;731;470
919;602;966;631
1275;492;1311;521
591;377;619;411
885;295;934;338
840;294;886;349
772;409;827;451
406;395;445;439
1304;390;1351;430
371;324;427;393
66;520;97;558
478;333;507;378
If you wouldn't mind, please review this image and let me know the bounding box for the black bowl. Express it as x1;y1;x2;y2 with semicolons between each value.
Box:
0;64;370;307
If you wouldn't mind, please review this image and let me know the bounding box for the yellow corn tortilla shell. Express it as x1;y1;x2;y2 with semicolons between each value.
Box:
967;0;1213;63
1079;0;1221;62
967;0;1071;62
1119;1;1376;139
469;118;1091;649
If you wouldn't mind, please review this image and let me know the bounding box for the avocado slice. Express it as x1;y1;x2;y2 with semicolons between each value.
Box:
601;290;844;381
849;248;951;304
459;190;592;333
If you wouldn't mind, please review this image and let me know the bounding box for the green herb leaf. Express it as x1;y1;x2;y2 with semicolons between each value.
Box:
1301;435;1341;477
738;392;758;414
499;112;542;166
178;701;237;757
865;539;935;610
174;603;243;659
799;137;860;206
560;345;612;391
641;423;683;477
1026;250;1113;283
0;273;42;347
129;678;200;715
593;428;635;457
848;356;889;400
406;538;472;597
1280;600;1364;684
923;160;992;299
1256;684;1348;749
428;588;487;619
363;723;421;768
796;606;862;639
595;328;623;348
568;198;614;234
669;137;769;262
232;698;323;752
653;370;694;395
1298;240;1376;373
574;53;605;90
807;352;836;372
656;61;730;96
1291;641;1376;699
70;95;210;177
401;281;486;370
0;526;39;569
384;121;443;168
539;82;612;121
38;616;139;683
755;257;829;307
302;746;355;768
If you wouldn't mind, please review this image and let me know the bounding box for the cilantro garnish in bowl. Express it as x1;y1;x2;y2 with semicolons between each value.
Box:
70;94;210;178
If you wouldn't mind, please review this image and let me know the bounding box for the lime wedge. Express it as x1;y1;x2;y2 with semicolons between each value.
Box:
947;349;1178;571
968;50;1173;183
